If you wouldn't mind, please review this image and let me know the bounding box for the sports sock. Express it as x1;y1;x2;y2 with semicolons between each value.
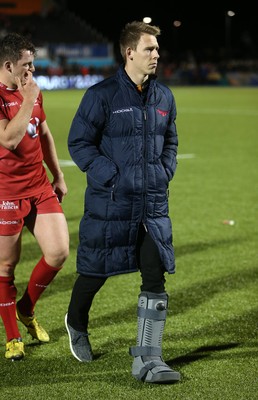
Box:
0;276;21;341
17;257;61;316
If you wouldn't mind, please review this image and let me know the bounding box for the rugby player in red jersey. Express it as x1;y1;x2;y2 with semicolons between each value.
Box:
0;33;69;360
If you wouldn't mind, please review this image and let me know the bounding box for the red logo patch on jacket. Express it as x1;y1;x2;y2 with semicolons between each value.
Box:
157;109;168;117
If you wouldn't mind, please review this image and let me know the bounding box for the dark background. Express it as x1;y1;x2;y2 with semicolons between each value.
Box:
66;1;258;62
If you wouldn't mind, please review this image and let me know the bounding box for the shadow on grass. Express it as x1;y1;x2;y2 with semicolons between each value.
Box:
0;350;172;390
168;342;240;366
1;308;257;391
10;230;258;390
1;339;256;390
16;261;256;324
16;234;258;315
13;261;258;359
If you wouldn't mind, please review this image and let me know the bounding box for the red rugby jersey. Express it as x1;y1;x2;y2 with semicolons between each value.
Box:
0;82;51;200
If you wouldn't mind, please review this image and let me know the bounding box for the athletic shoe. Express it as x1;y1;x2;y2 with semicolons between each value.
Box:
5;338;25;361
64;313;93;362
16;306;49;343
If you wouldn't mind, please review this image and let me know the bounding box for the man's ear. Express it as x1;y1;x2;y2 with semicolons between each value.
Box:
127;48;133;60
4;61;12;72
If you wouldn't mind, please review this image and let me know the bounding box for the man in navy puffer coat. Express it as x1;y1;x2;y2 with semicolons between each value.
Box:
65;21;181;384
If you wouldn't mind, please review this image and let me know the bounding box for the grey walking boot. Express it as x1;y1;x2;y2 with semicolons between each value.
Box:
129;291;180;383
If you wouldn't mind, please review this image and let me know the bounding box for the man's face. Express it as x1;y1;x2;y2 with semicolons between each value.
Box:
12;50;35;86
131;33;160;76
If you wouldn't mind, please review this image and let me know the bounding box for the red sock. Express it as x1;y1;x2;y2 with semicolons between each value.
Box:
17;257;62;316
0;276;21;341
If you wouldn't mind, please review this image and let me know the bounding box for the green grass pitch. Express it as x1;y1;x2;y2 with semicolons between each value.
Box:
0;87;257;399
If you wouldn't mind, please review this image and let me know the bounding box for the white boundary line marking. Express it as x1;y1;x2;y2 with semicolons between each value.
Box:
59;160;76;166
177;154;195;159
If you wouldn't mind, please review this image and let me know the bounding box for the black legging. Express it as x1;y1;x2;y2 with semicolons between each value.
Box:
67;223;166;331
67;274;106;331
136;223;166;293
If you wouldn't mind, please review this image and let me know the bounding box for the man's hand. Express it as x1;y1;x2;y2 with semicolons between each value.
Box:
15;71;39;102
52;175;68;203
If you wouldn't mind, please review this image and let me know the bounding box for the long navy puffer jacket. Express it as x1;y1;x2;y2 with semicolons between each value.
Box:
68;65;178;278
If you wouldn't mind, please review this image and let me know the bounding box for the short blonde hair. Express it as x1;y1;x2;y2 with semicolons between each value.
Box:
119;21;161;62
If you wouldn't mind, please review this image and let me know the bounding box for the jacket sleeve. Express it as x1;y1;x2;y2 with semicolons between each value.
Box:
161;92;178;180
67;90;117;185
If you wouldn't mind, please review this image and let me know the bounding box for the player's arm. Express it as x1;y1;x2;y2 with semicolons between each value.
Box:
40;120;68;202
0;71;39;150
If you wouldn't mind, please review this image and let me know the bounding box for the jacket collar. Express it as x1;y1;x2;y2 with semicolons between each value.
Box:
118;64;157;90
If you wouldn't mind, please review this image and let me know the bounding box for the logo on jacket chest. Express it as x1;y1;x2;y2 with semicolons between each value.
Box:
157;109;168;117
113;108;133;114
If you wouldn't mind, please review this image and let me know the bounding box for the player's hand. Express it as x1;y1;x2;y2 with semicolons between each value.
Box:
52;176;68;203
15;71;40;102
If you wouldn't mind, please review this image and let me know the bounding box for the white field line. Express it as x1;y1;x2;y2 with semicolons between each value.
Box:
177;154;195;159
59;154;195;167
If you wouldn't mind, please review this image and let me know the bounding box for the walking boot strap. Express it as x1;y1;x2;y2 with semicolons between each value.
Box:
130;291;180;383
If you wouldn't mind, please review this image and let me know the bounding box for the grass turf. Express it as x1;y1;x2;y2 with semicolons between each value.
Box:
0;87;257;399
